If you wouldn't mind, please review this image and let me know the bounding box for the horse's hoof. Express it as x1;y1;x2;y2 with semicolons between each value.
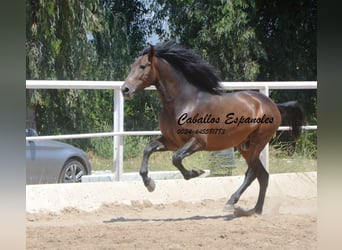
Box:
223;203;235;213
146;178;156;192
198;169;205;175
193;169;205;177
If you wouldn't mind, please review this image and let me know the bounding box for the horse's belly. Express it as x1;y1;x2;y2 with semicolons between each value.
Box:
205;127;251;150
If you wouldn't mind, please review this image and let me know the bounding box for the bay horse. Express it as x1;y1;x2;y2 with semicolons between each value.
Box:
121;42;304;216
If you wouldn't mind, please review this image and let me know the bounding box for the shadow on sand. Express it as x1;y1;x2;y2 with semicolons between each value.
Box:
103;213;238;224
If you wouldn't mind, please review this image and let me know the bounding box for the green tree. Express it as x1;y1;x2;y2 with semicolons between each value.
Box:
26;0;152;152
254;0;317;124
26;0;106;134
255;0;316;81
154;0;266;81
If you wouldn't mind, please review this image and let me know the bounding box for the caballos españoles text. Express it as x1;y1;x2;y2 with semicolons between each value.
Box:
177;112;274;126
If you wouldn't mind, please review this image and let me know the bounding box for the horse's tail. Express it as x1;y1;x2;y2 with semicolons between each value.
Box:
276;101;304;140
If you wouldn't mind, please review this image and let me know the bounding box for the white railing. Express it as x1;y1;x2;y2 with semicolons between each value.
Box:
26;80;317;180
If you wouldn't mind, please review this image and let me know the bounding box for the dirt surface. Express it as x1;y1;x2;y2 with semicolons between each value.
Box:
27;195;316;249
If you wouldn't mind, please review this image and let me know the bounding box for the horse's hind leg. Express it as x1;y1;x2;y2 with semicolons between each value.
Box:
172;137;205;180
232;157;269;216
224;134;271;216
223;146;257;212
254;158;269;214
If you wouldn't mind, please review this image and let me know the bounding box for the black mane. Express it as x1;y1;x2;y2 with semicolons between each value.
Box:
142;42;222;95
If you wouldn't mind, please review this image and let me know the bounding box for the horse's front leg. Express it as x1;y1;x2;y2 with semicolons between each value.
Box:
172;137;205;180
140;137;166;192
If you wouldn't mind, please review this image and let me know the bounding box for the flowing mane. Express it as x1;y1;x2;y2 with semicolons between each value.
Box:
142;42;222;95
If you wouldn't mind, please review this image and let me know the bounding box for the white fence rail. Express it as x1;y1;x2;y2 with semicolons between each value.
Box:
26;80;317;181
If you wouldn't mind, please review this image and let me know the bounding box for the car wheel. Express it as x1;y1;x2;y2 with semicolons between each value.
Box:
59;159;87;183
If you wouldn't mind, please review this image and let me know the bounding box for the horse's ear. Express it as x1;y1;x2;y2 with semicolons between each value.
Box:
148;43;154;62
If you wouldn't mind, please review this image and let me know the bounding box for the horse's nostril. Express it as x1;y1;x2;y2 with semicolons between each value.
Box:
122;86;130;93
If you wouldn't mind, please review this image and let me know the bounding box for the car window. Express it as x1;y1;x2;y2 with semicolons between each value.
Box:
26;128;38;136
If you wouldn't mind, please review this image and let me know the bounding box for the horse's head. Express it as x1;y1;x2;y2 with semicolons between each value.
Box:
121;44;158;100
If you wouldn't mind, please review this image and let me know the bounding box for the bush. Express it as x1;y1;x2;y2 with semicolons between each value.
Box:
270;130;317;159
89;137;113;159
293;130;317;159
123;136;153;160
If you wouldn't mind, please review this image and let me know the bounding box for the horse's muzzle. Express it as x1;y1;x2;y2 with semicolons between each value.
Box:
121;84;135;100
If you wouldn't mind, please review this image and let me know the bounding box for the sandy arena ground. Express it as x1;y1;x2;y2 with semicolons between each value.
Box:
27;172;317;249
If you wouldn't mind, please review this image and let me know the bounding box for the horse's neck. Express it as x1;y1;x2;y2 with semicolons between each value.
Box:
155;79;174;103
154;59;199;113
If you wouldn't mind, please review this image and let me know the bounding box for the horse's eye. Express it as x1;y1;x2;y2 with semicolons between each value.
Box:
140;65;146;70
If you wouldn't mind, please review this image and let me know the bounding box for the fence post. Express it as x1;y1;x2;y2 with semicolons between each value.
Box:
113;87;124;181
260;85;270;171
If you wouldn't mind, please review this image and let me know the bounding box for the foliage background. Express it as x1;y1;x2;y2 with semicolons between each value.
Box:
26;0;316;159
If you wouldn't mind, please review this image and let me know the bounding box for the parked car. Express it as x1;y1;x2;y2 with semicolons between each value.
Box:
26;128;92;184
